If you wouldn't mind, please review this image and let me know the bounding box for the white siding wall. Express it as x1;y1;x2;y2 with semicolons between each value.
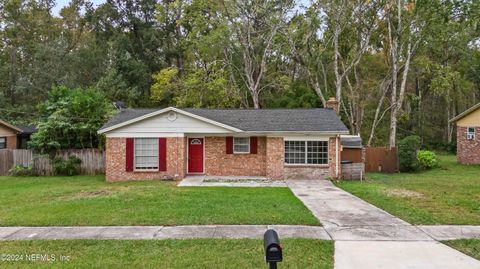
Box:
105;112;233;137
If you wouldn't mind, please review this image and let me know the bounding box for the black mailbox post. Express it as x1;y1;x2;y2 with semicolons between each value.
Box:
264;229;282;269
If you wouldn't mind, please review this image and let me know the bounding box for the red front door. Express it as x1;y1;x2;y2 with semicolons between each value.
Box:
188;138;204;173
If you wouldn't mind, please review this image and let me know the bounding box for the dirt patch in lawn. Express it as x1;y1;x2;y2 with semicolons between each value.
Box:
77;190;112;198
385;188;424;199
58;190;114;201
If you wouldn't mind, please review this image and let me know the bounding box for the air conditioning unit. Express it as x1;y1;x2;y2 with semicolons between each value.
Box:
467;134;475;140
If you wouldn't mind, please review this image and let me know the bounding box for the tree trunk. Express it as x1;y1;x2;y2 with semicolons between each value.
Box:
9;45;17;105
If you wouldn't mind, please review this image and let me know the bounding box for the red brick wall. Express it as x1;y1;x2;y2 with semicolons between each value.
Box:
457;126;480;164
105;137;186;182
105;135;341;181
284;166;330;180
329;136;341;178
204;136;267;177
266;137;284;180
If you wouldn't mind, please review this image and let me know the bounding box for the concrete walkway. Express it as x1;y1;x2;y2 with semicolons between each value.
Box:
335;241;480;269
0;225;478;241
418;225;480;241
0;225;329;240
286;179;429;240
286;179;480;269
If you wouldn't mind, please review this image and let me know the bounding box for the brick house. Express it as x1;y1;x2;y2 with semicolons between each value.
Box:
450;103;480;164
98;101;349;182
0;119;36;149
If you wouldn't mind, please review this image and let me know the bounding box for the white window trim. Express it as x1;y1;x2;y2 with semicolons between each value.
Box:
134;138;159;172
233;137;250;154
467;127;475;140
284;140;329;166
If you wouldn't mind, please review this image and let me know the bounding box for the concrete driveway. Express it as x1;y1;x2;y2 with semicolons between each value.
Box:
287;179;480;269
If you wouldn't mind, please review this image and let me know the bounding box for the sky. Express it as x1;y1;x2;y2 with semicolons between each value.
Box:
52;0;106;16
52;0;310;16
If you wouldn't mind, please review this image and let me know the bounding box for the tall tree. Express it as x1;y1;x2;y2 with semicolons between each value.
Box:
385;0;427;148
221;0;293;108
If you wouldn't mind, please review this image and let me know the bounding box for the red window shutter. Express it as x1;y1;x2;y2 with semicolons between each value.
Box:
125;138;134;172
159;138;167;171
250;137;258;154
226;137;233;154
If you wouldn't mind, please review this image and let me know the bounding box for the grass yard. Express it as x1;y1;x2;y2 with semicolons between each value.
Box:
336;154;480;225
443;239;480;261
0;239;333;268
0;176;319;226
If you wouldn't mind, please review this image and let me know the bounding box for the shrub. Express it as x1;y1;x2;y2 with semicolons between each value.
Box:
8;165;36;176
417;150;439;170
398;135;422;172
52;155;82;176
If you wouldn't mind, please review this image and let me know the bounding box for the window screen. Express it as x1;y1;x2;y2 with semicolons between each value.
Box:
467;127;475;140
285;140;328;164
135;138;159;170
233;137;250;153
285;141;306;164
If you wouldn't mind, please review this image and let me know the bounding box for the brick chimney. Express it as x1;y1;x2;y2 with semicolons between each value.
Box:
326;97;339;114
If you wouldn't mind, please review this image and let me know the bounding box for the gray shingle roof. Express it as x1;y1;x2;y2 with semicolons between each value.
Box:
16;125;37;134
100;107;349;133
341;136;363;148
100;108;158;130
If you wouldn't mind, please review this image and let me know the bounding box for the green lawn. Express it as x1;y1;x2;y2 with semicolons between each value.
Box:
336;155;480;225
0;175;319;226
0;239;333;268
443;239;480;260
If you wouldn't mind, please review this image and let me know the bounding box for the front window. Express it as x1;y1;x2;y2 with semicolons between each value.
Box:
467;127;475;140
233;137;250;153
285;140;328;165
0;137;5;149
135;138;159;170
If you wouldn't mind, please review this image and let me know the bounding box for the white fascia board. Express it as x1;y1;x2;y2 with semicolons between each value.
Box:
182;131;349;137
105;132;185;138
255;131;350;136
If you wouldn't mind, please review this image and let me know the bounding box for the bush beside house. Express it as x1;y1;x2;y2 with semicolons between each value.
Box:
398;135;439;172
398;135;422;172
417;150;439;170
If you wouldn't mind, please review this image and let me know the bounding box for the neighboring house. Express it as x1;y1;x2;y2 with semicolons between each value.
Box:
98;99;349;182
450;103;480;164
340;135;363;163
0;120;36;149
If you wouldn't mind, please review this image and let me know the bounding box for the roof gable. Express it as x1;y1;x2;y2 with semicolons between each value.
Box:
98;107;242;135
450;103;480;123
0;119;22;133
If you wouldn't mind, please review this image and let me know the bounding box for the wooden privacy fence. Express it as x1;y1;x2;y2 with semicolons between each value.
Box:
0;149;105;176
364;147;398;173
